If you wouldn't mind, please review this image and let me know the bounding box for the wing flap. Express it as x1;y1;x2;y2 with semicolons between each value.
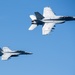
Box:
42;23;55;35
43;7;56;19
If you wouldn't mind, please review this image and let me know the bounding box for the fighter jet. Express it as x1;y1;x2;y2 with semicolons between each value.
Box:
28;7;75;35
0;47;32;60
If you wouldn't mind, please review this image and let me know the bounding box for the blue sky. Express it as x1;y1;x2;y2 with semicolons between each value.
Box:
0;0;75;75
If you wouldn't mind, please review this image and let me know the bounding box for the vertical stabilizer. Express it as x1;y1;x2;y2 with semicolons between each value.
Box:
0;48;2;51
35;12;44;19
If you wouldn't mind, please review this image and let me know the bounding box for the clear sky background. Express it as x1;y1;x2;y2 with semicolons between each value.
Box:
0;0;75;75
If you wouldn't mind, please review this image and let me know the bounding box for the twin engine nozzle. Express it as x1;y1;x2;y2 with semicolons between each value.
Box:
31;20;37;24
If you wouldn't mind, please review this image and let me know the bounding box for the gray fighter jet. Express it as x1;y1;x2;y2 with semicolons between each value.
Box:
0;47;32;60
29;7;75;35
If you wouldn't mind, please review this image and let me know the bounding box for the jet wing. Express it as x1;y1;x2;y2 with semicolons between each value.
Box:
43;7;56;19
2;47;12;52
1;53;11;60
42;23;55;35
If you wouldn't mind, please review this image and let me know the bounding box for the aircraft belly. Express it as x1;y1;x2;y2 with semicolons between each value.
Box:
11;53;20;56
43;20;65;24
54;21;65;24
43;20;54;23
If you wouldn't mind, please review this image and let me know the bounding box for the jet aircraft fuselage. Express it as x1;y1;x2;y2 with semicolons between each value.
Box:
29;7;75;35
32;16;75;25
0;47;32;60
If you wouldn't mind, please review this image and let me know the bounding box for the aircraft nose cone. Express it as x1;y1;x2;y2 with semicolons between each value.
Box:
29;52;33;54
25;52;33;55
73;16;75;18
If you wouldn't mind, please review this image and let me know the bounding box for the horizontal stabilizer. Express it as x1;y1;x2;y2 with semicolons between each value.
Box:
35;12;44;19
28;24;37;30
30;15;36;20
